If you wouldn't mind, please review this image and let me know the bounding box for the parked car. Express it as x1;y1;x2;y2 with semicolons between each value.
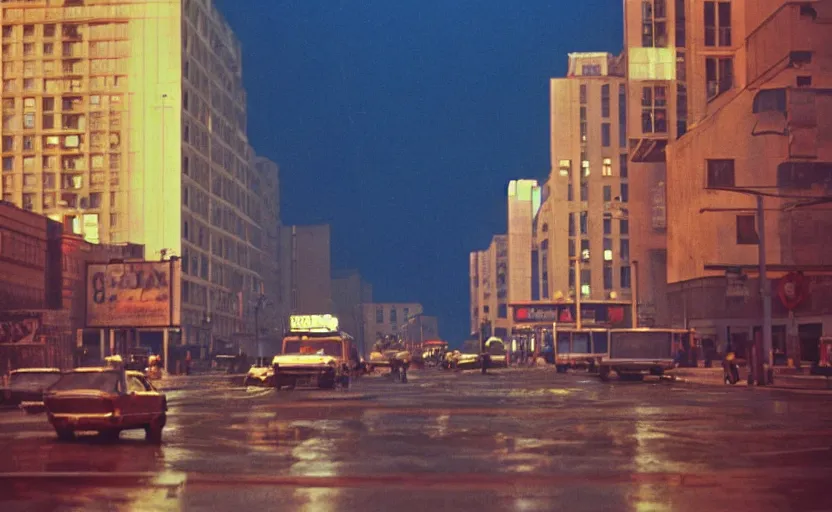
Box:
1;368;61;413
44;366;167;443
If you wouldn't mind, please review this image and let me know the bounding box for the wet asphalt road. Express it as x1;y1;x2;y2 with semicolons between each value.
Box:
1;368;831;512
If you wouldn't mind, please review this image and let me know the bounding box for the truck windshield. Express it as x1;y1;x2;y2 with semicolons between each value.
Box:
50;372;120;393
283;340;343;357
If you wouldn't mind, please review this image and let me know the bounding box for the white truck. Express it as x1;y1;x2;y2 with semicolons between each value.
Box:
598;328;693;382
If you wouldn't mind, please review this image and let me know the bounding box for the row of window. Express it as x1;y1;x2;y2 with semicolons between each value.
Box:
375;307;412;325
568;237;631;262
568;214;630;237
641;0;731;49
568;265;633;294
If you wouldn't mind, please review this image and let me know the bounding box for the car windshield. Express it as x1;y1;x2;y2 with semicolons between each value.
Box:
283;340;343;357
49;371;120;393
9;372;61;391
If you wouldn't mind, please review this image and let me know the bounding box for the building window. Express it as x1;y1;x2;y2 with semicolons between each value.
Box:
2;156;13;172
568;239;576;258
642;0;668;47
736;215;759;245
601;84;610;118
580;269;591;297
581;239;590;261
603;262;613;290
620;183;629;202
603;237;613;261
620;219;629;235
619;84;627;148
677;83;688;137
604;216;612;235
620;154;628;178
603;185;612;202
579;84;587;104
602;158;613;176
580;107;587;143
621;265;632;289
568;213;575;236
497;304;507;319
390;308;397;324
580;182;588;202
403;308;409;321
376;307;383;323
581;157;590;177
706;159;735;188
582;64;601;76
558;159;570;177
580;212;588;235
601;123;611;147
642;86;668;133
675;0;687;48
704;1;731;47
706;57;733;101
621;239;630;261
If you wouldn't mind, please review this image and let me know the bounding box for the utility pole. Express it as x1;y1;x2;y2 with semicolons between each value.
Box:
757;195;773;384
631;260;639;328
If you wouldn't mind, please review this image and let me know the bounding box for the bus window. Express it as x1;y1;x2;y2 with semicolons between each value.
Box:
556;333;570;354
573;333;590;354
592;331;609;354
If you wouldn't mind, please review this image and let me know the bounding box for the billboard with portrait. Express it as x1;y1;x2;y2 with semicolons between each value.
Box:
85;260;181;328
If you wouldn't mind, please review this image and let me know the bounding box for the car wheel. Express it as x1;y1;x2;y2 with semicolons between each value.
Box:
145;422;163;444
144;413;166;444
55;428;75;442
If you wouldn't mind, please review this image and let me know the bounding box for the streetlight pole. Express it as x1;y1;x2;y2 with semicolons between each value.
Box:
757;195;773;384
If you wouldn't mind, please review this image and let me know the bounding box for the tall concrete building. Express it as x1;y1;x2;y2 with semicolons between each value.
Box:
622;0;686;326
507;180;541;303
252;155;282;344
537;52;630;302
469;234;509;340
0;0;271;351
279;224;332;318
331;268;373;348
664;0;832;362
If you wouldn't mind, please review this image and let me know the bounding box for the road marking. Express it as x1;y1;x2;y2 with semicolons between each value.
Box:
1;468;828;491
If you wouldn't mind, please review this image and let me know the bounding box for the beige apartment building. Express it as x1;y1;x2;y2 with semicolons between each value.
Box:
0;0;273;352
469;234;509;340
664;0;832;362
360;302;422;356
537;52;631;303
507;179;540;303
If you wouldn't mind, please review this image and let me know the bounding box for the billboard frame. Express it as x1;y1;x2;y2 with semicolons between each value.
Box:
84;258;181;329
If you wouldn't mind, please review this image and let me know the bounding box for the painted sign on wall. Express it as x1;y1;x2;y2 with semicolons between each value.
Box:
0;313;41;344
86;260;181;328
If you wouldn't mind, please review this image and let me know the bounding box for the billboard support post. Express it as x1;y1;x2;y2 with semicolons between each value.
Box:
163;329;170;374
99;329;106;361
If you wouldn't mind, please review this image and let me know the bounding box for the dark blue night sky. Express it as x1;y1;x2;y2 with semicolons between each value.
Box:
215;0;622;344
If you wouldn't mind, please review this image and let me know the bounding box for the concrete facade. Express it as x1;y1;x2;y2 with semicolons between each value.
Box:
507;180;540;304
0;0;273;352
360;302;422;356
663;0;832;363
331;269;373;351
470;234;509;340
538;52;631;303
279;224;332;318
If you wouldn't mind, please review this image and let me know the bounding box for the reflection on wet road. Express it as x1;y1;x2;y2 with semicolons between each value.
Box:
1;369;831;511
